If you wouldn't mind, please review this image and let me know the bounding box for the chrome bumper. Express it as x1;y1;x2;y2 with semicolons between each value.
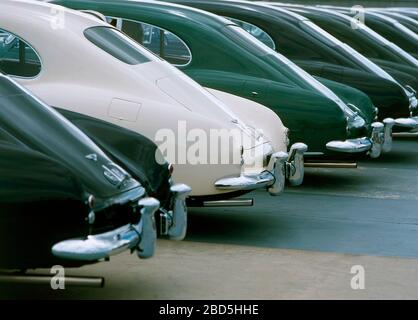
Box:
214;143;307;195
160;183;191;241
51;197;160;261
326;119;394;158
394;116;418;132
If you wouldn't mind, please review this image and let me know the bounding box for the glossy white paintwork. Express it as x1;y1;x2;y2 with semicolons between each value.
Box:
0;0;288;197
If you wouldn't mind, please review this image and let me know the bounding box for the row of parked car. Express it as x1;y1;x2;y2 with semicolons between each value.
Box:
0;0;416;271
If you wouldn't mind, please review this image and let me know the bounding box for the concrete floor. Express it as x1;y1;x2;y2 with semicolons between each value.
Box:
1;136;418;299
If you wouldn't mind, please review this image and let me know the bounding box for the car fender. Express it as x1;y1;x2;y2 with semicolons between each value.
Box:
205;87;288;153
55;108;171;203
314;76;376;122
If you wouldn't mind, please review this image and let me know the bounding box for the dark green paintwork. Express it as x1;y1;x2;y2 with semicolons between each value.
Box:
53;0;378;156
378;12;418;35
284;7;418;95
344;11;418;60
169;0;412;120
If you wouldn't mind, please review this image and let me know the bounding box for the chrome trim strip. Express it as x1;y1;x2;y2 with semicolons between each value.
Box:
305;162;357;169
304;152;325;156
0;274;104;288
203;199;254;207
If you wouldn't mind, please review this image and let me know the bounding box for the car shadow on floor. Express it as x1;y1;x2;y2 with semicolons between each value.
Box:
365;136;418;166
185;138;418;258
296;169;375;190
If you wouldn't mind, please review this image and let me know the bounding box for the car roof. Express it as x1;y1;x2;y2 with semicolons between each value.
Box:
172;0;310;22
1;0;108;32
52;0;233;30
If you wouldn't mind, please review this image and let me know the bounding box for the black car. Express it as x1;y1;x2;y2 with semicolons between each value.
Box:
0;75;187;269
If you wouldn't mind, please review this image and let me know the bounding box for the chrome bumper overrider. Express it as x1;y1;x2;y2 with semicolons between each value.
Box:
214;143;307;195
160;183;192;241
286;143;308;186
326;119;394;158
51;197;160;261
394;89;418;131
382;118;395;152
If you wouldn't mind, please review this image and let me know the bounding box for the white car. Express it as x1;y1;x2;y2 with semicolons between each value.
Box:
0;0;306;206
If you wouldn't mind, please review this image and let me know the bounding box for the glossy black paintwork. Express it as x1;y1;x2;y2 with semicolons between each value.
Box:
57;108;172;207
0;144;90;268
0;75;149;268
0;76;141;200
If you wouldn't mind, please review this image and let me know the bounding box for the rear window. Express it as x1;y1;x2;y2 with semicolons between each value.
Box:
224;25;277;57
299;20;339;48
84;26;154;65
227;17;276;50
0;29;42;78
106;17;192;66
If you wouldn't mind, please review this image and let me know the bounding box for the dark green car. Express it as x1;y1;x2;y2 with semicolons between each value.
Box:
275;5;418;123
341;9;418;60
53;0;392;159
376;10;418;35
287;6;418;85
171;0;417;131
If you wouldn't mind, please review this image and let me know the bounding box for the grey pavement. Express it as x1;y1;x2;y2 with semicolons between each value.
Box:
1;136;417;299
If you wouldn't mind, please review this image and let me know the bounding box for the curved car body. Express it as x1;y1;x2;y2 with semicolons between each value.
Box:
276;4;418;75
55;0;393;159
319;6;418;41
340;9;418;60
273;4;418;129
182;0;417;132
374;10;418;35
386;8;418;20
0;74;161;269
1;0;299;205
